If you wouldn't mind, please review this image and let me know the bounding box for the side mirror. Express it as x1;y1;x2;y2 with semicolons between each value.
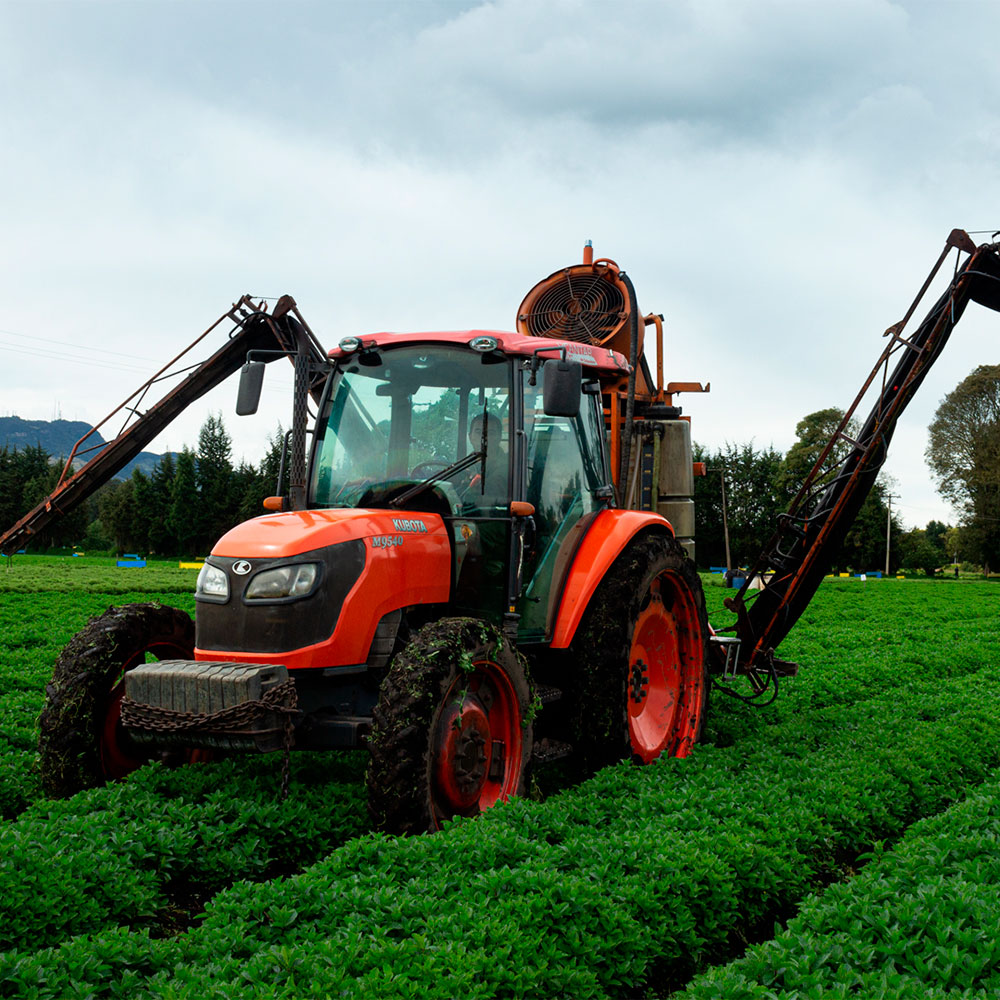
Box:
543;358;582;417
236;361;265;416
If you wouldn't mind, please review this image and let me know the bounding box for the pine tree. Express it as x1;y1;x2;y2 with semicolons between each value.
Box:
168;448;200;557
98;479;139;553
147;452;177;553
0;448;21;533
195;413;234;550
236;427;285;523
130;469;153;553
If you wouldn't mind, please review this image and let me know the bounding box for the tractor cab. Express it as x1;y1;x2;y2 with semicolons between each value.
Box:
310;336;614;637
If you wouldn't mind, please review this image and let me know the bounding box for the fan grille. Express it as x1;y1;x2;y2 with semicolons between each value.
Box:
519;268;627;345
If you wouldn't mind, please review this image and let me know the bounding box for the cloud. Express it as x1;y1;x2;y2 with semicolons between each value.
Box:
399;0;908;134
2;0;1000;527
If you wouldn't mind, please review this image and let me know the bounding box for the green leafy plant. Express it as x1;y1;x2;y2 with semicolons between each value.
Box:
2;568;1000;997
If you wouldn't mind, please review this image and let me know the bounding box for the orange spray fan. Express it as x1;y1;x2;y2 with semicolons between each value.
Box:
515;242;644;373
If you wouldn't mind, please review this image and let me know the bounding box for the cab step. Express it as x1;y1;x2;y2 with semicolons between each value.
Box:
535;685;563;705
531;738;573;764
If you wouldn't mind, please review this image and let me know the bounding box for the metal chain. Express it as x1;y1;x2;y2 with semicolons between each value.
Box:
280;708;295;800
121;679;298;733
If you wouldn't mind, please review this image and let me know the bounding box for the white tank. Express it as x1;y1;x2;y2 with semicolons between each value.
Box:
657;420;695;559
658;420;694;496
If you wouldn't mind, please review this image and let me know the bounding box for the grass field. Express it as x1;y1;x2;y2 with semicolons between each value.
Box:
1;554;999;997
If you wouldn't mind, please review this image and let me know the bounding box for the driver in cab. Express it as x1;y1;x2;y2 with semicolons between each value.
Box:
464;413;508;511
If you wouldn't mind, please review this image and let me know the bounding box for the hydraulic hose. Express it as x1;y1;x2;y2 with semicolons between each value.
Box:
617;271;640;502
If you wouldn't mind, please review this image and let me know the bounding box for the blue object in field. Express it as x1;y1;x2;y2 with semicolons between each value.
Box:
710;566;727;573
117;558;146;568
730;576;745;589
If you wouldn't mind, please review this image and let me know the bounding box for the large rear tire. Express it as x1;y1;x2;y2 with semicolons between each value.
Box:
366;617;534;835
38;603;202;797
568;532;708;773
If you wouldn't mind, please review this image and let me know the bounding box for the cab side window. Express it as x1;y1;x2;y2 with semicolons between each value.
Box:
519;373;607;638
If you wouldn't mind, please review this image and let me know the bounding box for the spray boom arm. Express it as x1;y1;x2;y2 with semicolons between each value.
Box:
0;296;326;557
721;230;1000;693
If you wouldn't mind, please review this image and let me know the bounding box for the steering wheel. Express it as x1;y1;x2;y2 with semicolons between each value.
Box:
330;478;372;504
411;460;451;478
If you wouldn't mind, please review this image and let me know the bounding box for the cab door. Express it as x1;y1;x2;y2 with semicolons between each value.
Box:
517;372;611;640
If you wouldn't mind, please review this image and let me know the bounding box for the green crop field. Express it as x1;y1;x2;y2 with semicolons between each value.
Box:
1;555;999;997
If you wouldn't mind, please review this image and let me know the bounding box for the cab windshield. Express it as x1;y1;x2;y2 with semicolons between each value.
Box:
310;345;511;513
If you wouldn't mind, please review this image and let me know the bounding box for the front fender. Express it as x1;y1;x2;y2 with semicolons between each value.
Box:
548;510;674;649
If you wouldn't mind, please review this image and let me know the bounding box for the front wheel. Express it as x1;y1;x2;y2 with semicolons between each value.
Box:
366;618;534;835
568;532;708;773
38;603;203;797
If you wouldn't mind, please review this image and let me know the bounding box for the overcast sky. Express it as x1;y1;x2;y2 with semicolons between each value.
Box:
3;0;999;530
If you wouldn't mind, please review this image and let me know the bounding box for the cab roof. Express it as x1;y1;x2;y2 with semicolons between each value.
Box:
327;329;631;376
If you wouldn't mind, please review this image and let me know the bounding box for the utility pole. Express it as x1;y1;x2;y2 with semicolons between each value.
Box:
709;468;732;572
885;493;896;576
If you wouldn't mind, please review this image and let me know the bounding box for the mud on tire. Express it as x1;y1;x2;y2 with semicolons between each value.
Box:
366;617;534;835
38;603;195;798
567;531;709;774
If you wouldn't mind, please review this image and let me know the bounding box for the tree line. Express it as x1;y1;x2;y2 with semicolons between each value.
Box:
4;386;989;572
692;407;954;576
926;363;1000;574
0;415;283;558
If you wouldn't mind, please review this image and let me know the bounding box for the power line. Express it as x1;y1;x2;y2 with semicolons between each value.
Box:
0;342;157;375
0;340;295;389
0;327;164;365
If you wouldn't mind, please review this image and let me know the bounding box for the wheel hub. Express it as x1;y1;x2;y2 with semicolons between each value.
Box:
434;698;494;811
629;658;649;704
451;727;488;791
101;680;147;779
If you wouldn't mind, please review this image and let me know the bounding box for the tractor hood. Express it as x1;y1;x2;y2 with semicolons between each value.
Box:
210;507;448;559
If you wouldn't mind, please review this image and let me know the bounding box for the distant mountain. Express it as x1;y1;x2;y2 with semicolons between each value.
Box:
0;417;169;479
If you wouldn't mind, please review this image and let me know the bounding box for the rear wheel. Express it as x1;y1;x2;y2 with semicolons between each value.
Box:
366;617;534;835
568;532;708;773
38;603;204;797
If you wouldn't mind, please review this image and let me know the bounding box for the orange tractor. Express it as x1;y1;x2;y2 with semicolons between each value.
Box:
6;231;1000;833
8;245;711;832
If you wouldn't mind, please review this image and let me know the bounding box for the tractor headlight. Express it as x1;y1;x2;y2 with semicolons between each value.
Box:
245;563;320;600
196;562;230;599
468;335;499;352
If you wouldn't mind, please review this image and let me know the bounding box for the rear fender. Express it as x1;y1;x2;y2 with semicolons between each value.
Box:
549;510;674;649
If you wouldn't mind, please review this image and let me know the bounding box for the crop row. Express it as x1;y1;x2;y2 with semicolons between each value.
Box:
0;751;369;955
701;577;1000;745
682;770;1000;998
2;575;986;783
4;657;1000;997
1;573;997;996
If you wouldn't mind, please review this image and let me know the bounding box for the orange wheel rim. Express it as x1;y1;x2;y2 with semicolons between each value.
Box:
431;659;523;827
628;573;703;763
